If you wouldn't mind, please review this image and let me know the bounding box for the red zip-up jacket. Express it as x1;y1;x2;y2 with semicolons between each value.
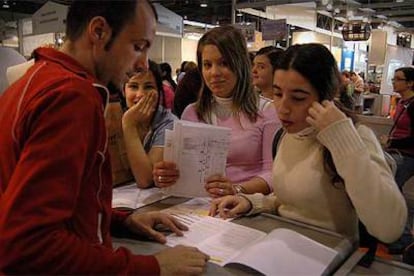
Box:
0;48;159;274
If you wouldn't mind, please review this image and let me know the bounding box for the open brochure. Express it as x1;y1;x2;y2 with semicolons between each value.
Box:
163;120;231;197
166;216;338;275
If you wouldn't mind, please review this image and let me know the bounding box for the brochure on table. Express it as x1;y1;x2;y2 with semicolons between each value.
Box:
166;215;338;275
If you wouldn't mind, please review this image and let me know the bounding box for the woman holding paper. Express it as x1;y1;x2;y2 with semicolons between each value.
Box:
153;26;281;197
122;60;177;188
210;43;407;244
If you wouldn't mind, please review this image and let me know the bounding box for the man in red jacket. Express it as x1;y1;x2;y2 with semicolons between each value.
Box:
0;0;208;274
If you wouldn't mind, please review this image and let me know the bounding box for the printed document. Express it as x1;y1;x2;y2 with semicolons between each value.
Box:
161;197;212;219
163;121;231;197
166;216;338;275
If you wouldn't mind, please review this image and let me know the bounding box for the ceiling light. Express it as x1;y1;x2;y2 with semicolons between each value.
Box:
2;0;10;8
236;12;243;17
183;19;218;29
200;1;208;8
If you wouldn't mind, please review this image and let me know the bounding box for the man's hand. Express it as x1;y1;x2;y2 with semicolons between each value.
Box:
124;211;187;244
306;100;347;131
209;195;251;219
155;245;209;275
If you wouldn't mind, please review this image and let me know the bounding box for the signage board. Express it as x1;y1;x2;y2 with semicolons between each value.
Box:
153;3;183;36
342;22;371;41
261;19;287;41
32;1;67;35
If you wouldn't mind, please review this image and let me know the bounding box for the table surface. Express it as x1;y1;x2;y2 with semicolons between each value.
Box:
113;196;414;275
113;196;356;275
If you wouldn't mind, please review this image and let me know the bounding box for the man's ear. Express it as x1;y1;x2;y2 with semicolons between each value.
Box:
88;16;111;44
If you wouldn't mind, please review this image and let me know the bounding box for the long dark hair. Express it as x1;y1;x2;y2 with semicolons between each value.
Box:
195;25;259;123
160;62;177;91
276;43;357;184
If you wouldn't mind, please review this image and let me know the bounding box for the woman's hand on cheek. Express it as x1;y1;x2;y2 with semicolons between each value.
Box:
306;100;347;131
124;92;157;126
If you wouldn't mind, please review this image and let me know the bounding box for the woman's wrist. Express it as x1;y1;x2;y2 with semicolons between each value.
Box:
237;194;253;214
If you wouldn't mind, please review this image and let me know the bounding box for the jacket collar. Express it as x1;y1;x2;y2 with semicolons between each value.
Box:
34;47;96;83
34;47;110;109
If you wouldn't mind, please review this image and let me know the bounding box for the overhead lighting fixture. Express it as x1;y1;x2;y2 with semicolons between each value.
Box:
236;12;243;17
200;1;208;8
183;19;218;29
2;0;10;8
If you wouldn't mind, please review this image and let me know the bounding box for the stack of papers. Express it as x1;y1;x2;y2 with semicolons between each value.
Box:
112;183;167;209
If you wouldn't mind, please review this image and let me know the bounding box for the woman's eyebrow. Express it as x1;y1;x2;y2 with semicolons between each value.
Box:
272;84;311;95
291;89;311;95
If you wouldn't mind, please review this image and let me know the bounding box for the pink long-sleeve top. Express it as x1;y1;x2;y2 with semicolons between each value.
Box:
181;97;281;188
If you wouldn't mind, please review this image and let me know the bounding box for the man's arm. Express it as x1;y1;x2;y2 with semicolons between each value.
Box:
0;83;159;274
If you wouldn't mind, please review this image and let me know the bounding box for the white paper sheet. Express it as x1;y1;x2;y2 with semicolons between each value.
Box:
229;228;337;275
166;216;266;265
163;121;231;197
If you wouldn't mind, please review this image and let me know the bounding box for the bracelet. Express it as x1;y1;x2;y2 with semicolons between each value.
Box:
233;184;246;194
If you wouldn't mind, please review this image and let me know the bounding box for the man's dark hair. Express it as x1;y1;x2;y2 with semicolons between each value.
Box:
65;0;157;50
255;46;284;73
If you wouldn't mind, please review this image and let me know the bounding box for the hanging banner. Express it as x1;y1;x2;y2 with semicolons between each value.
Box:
261;19;287;41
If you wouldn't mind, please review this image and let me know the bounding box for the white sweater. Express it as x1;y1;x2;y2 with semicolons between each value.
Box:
244;119;407;243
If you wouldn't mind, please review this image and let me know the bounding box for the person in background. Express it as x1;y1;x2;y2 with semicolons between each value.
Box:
385;67;414;257
173;67;202;118
162;79;175;110
176;61;188;83
0;0;208;274
160;62;177;91
350;71;365;113
210;43;406;245
153;26;281;197
183;61;198;73
122;60;177;188
338;70;355;110
177;61;197;84
159;62;176;110
252;46;283;100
